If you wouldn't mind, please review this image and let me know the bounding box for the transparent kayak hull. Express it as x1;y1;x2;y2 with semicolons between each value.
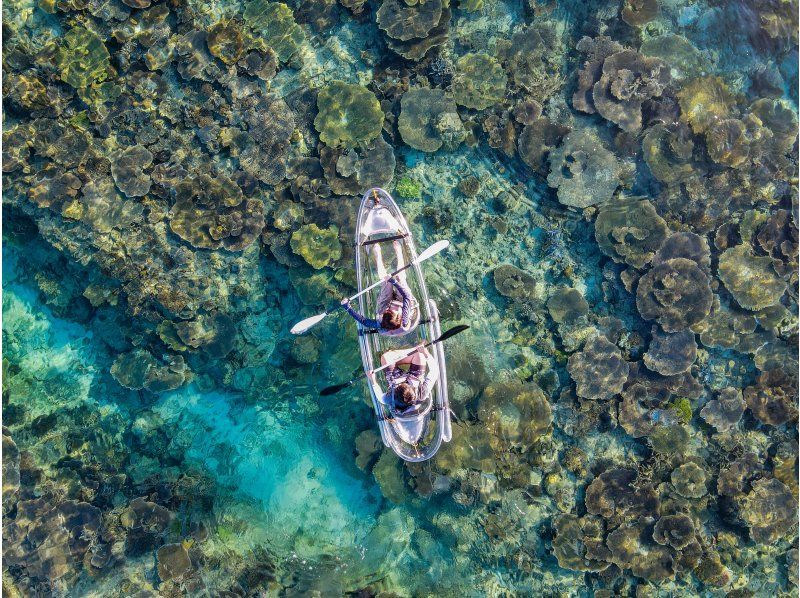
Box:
355;188;451;462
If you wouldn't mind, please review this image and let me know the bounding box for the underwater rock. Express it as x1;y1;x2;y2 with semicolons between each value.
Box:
156;543;192;582
55;27;112;89
567;335;629;401
700;387;745;432
670;463;707;499
740;478;796;543
398;88;464;152
744;368;798;426
492;264;536;300
642;123;695;184
243;0;305;64
110;145;153;197
595;196;669;269
717;245;786;311
169;173;265;251
552;514;611;572
636;258;712;332
452;53;507;110
677;76;736;134
592;50;670;132
547;129;622;209
547;288;589;324
290;223;342;269
314;82;384;149
621;0;659;27
643;327;696;376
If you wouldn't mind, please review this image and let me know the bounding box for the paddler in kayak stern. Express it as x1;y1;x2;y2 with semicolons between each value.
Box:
341;239;417;336
368;343;439;413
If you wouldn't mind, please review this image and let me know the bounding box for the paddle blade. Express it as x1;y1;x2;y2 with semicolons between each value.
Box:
416;239;450;263
319;381;350;396
432;324;470;344
291;313;327;335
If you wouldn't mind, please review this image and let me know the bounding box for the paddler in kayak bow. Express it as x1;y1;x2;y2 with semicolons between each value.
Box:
340;239;418;336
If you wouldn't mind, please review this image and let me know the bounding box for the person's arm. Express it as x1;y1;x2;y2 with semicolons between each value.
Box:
418;346;440;398
341;299;380;329
388;278;411;327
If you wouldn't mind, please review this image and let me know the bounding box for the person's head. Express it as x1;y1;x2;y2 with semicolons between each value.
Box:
393;382;417;406
380;308;402;330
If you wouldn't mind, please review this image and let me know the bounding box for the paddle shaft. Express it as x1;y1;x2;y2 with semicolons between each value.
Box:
338;260;416;310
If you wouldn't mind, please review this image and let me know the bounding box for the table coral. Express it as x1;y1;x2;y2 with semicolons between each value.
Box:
700;387;745;432
398;88;463;152
636;258;713;332
452;53;507;110
290;223;342;269
243;0;306;64
567;334;629;401
595;196;669;269
314;82;384;149
546;129;622;208
643;327;697;376
717;244;786;311
54;27;112;89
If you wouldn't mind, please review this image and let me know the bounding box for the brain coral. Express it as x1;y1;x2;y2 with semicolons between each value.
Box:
567;334;629;401
595;196;669;268
398;88;463;152
636;258;712;332
717;245;786;311
168;173;265;251
452;53;507;110
547;129;622;208
290;223;342;269
314;82;384;149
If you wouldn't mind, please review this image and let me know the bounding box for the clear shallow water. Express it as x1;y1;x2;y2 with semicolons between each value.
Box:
2;0;798;595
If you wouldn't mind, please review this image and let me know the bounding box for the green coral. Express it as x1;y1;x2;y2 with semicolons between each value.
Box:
670;397;693;424
452;53;507;110
314;82;384;149
243;0;305;64
54;27;111;90
394;176;422;199
290;223;342;269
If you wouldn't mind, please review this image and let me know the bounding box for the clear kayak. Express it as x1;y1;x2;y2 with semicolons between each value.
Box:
354;188;452;462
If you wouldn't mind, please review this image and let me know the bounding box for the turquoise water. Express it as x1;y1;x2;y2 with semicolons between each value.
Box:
3;0;798;594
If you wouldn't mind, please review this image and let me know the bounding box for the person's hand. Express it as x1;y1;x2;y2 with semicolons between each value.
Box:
415;342;427;353
366;369;376;381
382;274;392;283
340;297;349;306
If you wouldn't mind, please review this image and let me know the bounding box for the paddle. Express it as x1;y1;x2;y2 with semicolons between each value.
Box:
290;239;450;335
319;324;469;396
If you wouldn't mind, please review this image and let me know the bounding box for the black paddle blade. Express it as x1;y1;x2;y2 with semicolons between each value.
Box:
319;381;351;396
431;324;470;344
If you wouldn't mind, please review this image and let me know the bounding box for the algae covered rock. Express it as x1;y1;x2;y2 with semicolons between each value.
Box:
314;82;384;149
547;129;622;209
55;27;112;89
595;196;669;268
398;88;463;152
452;53;507;110
567;334;629;401
290;223;342;269
717;244;786;311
